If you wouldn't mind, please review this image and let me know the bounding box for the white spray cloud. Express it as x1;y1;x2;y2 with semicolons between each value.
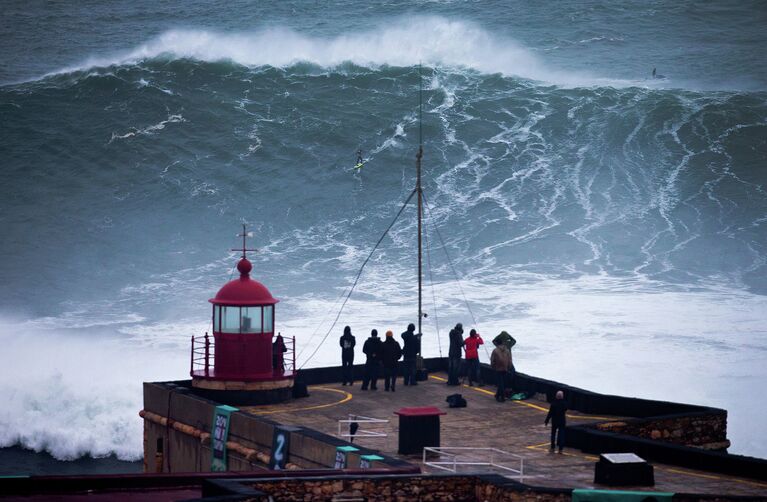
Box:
51;17;620;87
0;318;189;461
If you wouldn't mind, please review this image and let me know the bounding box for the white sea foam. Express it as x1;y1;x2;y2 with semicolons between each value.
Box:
108;113;186;143
0;317;187;461
137;78;174;95
48;17;626;87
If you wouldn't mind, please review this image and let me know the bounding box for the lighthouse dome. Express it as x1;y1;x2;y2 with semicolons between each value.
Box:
209;258;279;306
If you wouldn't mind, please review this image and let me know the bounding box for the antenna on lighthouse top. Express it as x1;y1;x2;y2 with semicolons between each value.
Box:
232;223;258;259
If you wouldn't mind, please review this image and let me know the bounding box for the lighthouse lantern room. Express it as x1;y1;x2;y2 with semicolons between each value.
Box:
190;226;294;404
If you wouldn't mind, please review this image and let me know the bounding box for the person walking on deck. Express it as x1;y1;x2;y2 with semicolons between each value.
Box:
490;339;512;402
545;390;567;453
381;330;403;392
493;330;517;390
340;326;356;386
464;329;484;386
361;329;382;391
401;323;420;386
447;323;464;385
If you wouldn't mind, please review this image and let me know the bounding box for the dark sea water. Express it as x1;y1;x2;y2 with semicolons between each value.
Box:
1;1;766;472
0;446;140;477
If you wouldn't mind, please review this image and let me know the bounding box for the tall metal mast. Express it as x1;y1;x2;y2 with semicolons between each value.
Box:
417;65;424;341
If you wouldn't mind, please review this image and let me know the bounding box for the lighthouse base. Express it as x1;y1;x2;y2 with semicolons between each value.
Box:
191;377;294;405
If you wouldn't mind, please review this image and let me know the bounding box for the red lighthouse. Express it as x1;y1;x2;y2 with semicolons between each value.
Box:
191;226;294;404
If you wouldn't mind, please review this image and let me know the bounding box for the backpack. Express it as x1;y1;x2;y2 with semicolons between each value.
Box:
446;393;467;408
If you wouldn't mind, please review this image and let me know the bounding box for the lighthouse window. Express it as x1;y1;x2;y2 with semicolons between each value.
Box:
263;305;273;333
220;306;241;333
240;306;262;334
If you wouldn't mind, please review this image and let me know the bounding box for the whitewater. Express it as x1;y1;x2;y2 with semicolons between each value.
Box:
1;1;766;469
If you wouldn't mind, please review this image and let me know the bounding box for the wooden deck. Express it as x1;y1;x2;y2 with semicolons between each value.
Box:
242;372;767;496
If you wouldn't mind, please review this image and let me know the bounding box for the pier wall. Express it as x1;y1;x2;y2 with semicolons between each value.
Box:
204;474;571;502
3;471;763;501
141;360;767;483
141;381;413;475
201;474;765;502
595;413;729;450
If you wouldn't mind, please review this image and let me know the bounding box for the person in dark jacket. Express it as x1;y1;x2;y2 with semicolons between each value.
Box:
401;323;420;386
272;333;287;374
544;390;567;453
361;329;382;391
447;323;464;385
340;326;356;386
381;330;403;392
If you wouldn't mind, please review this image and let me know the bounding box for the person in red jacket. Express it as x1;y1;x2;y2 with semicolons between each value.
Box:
463;329;484;386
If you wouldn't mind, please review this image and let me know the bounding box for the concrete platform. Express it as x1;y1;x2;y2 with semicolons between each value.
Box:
241;372;767;496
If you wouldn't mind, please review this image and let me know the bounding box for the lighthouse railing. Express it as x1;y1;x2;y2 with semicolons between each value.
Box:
274;334;295;377
280;335;295;376
191;332;294;378
190;332;213;377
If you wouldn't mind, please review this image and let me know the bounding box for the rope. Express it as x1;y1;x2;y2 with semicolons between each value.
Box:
299;189;417;369
423;214;443;357
422;192;491;360
295;285;351;362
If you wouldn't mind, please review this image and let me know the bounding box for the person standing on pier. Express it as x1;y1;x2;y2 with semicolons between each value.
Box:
464;329;484;386
381;330;403;392
401;323;420;386
490;339;512;402
545;390;567;453
493;330;517;391
272;333;287;375
447;323;464;385
340;326;356;386
361;329;382;391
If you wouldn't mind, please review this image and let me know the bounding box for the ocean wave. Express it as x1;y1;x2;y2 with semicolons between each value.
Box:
37;17;639;88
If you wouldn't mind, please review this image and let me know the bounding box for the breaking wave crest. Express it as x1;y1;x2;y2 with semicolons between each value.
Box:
47;17;616;87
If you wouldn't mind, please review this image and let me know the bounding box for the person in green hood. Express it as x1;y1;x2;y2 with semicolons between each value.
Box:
493;331;516;350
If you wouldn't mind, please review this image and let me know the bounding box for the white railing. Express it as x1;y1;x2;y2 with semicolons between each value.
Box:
422;447;524;479
337;414;389;441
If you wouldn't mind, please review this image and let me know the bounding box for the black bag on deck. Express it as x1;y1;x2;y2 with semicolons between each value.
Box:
446;393;467;408
292;373;310;398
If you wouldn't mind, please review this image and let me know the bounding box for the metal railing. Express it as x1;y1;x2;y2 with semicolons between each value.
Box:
281;334;296;376
190;332;295;377
190;332;214;377
337;415;389;442
422;447;524;478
